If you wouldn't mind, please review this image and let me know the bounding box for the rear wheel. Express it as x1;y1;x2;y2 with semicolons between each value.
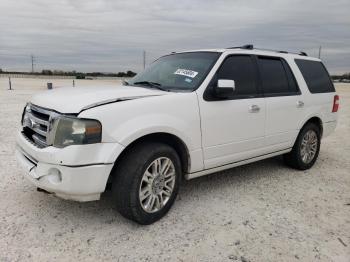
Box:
112;142;181;224
284;122;321;170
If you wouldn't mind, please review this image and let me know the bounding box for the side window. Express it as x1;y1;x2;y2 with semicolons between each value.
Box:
217;55;258;97
295;59;335;93
258;57;295;95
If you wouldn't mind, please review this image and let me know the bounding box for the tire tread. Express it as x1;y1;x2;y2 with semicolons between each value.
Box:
284;122;321;170
112;142;181;224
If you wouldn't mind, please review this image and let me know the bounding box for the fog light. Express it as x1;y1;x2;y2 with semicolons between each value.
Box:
47;168;62;184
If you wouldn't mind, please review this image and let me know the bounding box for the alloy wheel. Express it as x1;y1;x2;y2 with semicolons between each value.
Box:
139;157;176;213
300;130;318;164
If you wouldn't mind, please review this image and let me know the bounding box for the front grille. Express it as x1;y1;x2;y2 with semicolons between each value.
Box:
22;104;55;148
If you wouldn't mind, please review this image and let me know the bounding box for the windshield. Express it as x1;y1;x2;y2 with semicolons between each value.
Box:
127;52;221;91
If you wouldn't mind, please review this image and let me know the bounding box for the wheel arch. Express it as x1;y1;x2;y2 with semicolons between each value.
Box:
108;132;191;183
300;116;323;137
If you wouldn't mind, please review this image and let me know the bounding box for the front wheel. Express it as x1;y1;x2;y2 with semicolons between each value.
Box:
112;142;181;224
284;122;321;170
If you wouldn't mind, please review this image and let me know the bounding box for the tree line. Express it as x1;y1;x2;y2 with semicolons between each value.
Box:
0;68;137;78
331;72;350;81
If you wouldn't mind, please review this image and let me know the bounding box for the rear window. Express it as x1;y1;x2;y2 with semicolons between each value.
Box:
295;59;335;93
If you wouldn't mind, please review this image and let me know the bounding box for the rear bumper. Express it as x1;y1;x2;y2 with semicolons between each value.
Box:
15;132;123;201
323;121;337;138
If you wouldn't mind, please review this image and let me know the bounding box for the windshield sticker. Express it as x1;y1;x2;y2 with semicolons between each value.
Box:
185;78;192;83
174;69;198;78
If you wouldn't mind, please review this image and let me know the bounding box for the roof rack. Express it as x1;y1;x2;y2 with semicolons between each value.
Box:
226;44;308;56
227;44;254;50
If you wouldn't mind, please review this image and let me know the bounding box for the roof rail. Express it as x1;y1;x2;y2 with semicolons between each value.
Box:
226;44;308;56
227;44;254;50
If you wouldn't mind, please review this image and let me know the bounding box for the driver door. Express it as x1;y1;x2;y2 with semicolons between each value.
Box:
198;55;266;169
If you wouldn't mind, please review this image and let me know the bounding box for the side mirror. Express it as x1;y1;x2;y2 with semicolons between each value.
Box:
214;79;235;98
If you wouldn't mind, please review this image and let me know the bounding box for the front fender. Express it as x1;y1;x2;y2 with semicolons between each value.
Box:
79;92;203;169
110;113;194;149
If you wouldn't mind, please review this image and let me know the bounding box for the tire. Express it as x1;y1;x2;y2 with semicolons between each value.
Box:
112;142;181;225
283;122;321;170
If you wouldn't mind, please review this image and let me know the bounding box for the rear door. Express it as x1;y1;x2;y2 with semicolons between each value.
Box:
199;55;266;169
257;56;304;150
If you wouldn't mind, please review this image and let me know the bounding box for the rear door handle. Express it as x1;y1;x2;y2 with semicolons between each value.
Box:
296;101;304;108
249;105;260;113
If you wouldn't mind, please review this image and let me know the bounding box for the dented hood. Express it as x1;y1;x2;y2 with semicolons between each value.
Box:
30;85;167;114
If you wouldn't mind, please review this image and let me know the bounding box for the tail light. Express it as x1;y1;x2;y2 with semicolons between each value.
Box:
332;95;339;113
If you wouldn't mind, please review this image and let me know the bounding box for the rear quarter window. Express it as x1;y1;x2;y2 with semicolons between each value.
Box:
295;59;335;93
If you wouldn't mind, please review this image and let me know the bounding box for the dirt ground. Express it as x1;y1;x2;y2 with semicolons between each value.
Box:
0;78;349;262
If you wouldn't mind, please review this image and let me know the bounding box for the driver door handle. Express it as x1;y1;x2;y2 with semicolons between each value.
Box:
249;105;260;113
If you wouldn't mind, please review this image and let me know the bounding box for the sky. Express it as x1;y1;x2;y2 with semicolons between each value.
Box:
0;0;349;74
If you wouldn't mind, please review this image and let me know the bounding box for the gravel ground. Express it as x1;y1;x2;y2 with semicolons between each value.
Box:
0;79;349;262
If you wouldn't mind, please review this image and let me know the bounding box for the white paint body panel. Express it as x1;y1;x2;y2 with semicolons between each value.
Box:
80;92;204;172
199;97;265;169
264;96;303;149
30;85;166;113
16;48;338;201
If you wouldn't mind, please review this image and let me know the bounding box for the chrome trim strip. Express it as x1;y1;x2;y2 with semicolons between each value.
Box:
27;125;47;137
30;103;54;115
27;112;49;126
23;103;58;148
32;134;48;148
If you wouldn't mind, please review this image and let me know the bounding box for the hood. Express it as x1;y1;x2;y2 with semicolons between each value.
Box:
30;85;167;113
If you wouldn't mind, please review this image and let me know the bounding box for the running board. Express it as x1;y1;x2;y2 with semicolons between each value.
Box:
185;148;291;180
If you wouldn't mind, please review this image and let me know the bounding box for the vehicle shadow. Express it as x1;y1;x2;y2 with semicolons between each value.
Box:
30;155;291;227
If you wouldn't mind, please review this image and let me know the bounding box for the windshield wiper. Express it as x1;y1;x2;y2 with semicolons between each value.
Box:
133;81;169;92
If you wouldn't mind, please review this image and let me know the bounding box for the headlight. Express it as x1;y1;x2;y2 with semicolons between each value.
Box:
48;116;102;148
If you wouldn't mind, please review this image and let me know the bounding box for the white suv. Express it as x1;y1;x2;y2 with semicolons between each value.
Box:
16;45;339;224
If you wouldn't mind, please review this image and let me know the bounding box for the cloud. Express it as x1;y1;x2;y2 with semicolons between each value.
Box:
0;0;349;73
